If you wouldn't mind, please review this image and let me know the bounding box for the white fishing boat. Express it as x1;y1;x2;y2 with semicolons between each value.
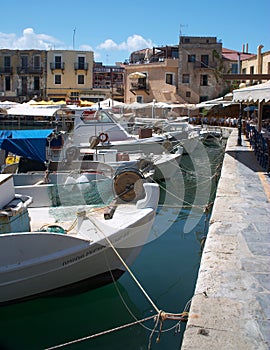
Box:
71;109;176;154
64;145;183;181
0;173;159;304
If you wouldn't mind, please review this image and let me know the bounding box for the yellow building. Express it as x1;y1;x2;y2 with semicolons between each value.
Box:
46;50;94;101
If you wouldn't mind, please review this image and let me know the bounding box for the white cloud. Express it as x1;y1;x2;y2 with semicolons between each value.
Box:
0;29;155;64
0;28;63;50
97;39;118;50
97;34;155;52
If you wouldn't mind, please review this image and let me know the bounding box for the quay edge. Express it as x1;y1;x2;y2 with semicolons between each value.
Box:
181;129;270;350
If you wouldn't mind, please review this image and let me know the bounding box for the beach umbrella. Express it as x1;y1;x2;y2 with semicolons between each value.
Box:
128;72;146;79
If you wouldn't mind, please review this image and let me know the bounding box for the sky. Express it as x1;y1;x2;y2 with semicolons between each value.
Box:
0;0;269;65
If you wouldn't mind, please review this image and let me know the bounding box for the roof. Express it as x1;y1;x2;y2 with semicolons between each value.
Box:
222;48;256;61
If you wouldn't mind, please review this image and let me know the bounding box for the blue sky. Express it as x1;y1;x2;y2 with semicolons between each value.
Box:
0;0;269;65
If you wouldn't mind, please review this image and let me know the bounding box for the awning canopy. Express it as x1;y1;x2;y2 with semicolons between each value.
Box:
233;80;270;103
6;105;60;117
0;129;54;162
128;72;146;79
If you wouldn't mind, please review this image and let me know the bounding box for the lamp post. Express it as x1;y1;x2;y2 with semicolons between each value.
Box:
237;103;242;146
152;99;156;119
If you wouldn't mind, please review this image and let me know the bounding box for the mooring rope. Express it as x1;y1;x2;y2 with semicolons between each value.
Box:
44;314;157;350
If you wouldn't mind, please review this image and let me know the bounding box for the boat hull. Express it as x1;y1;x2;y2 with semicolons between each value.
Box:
0;211;155;304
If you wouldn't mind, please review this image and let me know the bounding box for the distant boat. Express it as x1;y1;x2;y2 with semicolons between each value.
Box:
0;173;159;304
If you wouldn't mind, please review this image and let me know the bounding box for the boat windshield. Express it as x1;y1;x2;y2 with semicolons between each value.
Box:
80;110;114;124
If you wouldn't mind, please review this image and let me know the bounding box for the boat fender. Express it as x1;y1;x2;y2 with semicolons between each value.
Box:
39;224;66;234
76;174;91;192
65;146;80;162
138;158;153;171
64;176;77;191
98;132;109;143
89;136;100;148
162;140;173;152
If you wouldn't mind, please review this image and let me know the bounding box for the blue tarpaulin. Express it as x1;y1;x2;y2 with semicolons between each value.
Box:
0;129;54;162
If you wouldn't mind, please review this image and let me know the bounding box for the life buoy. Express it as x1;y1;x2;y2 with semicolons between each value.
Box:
98;132;109;143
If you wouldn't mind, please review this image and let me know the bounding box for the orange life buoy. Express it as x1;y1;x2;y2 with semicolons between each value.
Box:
99;132;109;143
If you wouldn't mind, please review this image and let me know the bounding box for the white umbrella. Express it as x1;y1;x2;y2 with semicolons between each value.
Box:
128;72;146;79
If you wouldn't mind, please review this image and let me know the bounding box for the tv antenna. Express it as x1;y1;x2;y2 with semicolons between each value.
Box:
179;24;188;37
73;27;76;50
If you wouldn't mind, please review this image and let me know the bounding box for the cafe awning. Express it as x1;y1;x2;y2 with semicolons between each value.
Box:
233;80;270;103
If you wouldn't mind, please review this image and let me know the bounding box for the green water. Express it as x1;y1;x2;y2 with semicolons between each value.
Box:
0;142;224;350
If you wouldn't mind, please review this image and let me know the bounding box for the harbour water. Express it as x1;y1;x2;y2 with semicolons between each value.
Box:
0;141;225;350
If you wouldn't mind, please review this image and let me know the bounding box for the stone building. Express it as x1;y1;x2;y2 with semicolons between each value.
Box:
125;36;234;105
0;49;46;101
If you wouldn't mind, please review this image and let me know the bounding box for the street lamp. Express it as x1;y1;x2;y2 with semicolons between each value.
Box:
237;103;242;146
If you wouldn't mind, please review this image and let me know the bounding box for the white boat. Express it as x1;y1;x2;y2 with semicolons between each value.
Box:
0;173;159;304
65;145;183;181
71;109;176;154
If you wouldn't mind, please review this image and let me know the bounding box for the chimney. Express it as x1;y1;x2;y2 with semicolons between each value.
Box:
257;45;264;74
242;44;245;53
246;43;248;53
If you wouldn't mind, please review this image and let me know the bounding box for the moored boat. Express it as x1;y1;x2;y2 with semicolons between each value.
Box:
0;172;159;304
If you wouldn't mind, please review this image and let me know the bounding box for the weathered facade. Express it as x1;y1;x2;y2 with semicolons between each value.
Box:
178;36;229;103
241;46;270;83
124;57;179;104
0;49;46;101
124;37;234;105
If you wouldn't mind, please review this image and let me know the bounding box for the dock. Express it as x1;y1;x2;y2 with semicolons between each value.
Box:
181;129;270;349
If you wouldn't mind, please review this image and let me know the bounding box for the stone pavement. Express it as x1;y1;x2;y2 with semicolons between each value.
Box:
181;129;270;350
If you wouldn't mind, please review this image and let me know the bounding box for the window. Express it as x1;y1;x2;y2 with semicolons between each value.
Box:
188;55;196;63
34;76;40;90
200;75;208;86
21;55;28;68
250;66;254;74
231;63;238;74
5;76;11;91
242;68;247;74
182;74;190;83
78;75;85;84
54;74;61;84
4;56;11;67
33;55;41;69
54;56;62;69
201;55;209;68
166;73;174;85
200;96;208;102
186;91;191;98
78;56;85;69
136;96;143;103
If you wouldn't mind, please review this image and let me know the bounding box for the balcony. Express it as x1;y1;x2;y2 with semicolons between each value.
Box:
0;66;13;74
193;61;217;69
74;63;89;71
50;62;65;71
130;81;149;95
16;66;43;74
